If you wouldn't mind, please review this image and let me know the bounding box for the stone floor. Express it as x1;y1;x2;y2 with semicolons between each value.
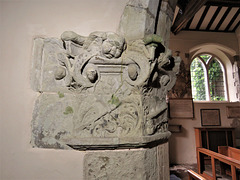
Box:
170;164;197;180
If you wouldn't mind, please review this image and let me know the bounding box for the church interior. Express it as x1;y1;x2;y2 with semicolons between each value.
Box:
169;0;240;179
0;0;240;179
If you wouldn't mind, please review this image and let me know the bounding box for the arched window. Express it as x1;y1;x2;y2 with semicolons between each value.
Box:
190;54;227;101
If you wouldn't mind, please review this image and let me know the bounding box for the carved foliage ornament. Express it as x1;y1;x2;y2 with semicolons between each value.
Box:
31;31;180;149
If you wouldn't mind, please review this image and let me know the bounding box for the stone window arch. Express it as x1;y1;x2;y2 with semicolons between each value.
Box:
190;53;228;101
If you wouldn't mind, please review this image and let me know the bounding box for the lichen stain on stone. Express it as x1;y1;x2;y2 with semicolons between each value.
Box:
99;156;109;163
143;34;162;45
100;164;107;170
63;106;73;115
108;94;120;107
58;91;64;98
88;169;94;176
55;131;67;140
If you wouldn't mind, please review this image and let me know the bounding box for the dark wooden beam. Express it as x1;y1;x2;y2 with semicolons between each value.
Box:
206;6;222;31
181;29;236;33
196;5;210;30
206;0;240;7
215;7;232;31
171;0;208;34
177;0;190;11
225;8;240;31
233;20;240;32
184;17;194;30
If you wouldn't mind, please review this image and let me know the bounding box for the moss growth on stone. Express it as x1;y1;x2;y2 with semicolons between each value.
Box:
58;91;64;98
143;34;162;45
108;94;120;107
63;106;73;115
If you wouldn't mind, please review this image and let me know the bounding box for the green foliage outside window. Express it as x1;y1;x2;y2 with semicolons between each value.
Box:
208;59;225;101
190;58;206;100
190;55;226;101
200;54;211;63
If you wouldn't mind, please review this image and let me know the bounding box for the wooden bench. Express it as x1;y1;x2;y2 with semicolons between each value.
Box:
197;147;240;180
218;146;240;161
218;146;240;176
187;170;206;180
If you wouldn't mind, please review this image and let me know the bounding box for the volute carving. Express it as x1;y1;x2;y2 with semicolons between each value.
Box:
31;30;180;150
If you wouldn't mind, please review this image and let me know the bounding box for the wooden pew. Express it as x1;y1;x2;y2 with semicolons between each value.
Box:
218;146;240;176
218;146;240;161
187;170;206;180
197;147;240;180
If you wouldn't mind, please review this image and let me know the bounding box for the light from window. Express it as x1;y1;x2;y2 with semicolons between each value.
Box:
191;57;207;100
190;54;227;101
208;58;226;101
200;54;211;63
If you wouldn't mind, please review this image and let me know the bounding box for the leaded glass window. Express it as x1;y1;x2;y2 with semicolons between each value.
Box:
190;54;227;101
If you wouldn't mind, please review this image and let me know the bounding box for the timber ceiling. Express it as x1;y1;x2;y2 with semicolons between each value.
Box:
171;0;240;34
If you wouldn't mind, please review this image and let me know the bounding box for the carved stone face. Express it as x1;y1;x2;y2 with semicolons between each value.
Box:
102;33;125;59
102;41;117;58
86;68;97;83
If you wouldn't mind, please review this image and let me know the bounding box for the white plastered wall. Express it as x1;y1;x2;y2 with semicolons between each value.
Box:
169;31;240;164
0;0;128;179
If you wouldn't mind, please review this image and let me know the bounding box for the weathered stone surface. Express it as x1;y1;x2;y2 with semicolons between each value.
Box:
127;0;160;19
84;147;158;180
161;0;175;21
117;5;155;42
157;142;170;179
28;1;182;180
31;92;171;149
31;93;76;149
30;1;179;179
31;31;180;149
31;38;68;93
233;60;240;100
84;142;169;180
118;0;177;45
164;0;178;13
155;0;177;47
31;38;44;92
31;0;180;152
156;11;172;47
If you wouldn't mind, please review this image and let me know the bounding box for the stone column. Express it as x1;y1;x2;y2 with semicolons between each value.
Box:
118;0;177;47
31;0;179;179
83;142;170;179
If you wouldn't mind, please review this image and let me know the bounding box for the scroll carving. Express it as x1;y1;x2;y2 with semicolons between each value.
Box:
31;30;180;149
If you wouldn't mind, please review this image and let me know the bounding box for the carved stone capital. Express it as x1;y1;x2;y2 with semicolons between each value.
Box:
31;31;180;150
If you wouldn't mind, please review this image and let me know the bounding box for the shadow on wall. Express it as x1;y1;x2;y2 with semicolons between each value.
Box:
231;118;240;147
169;125;188;164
